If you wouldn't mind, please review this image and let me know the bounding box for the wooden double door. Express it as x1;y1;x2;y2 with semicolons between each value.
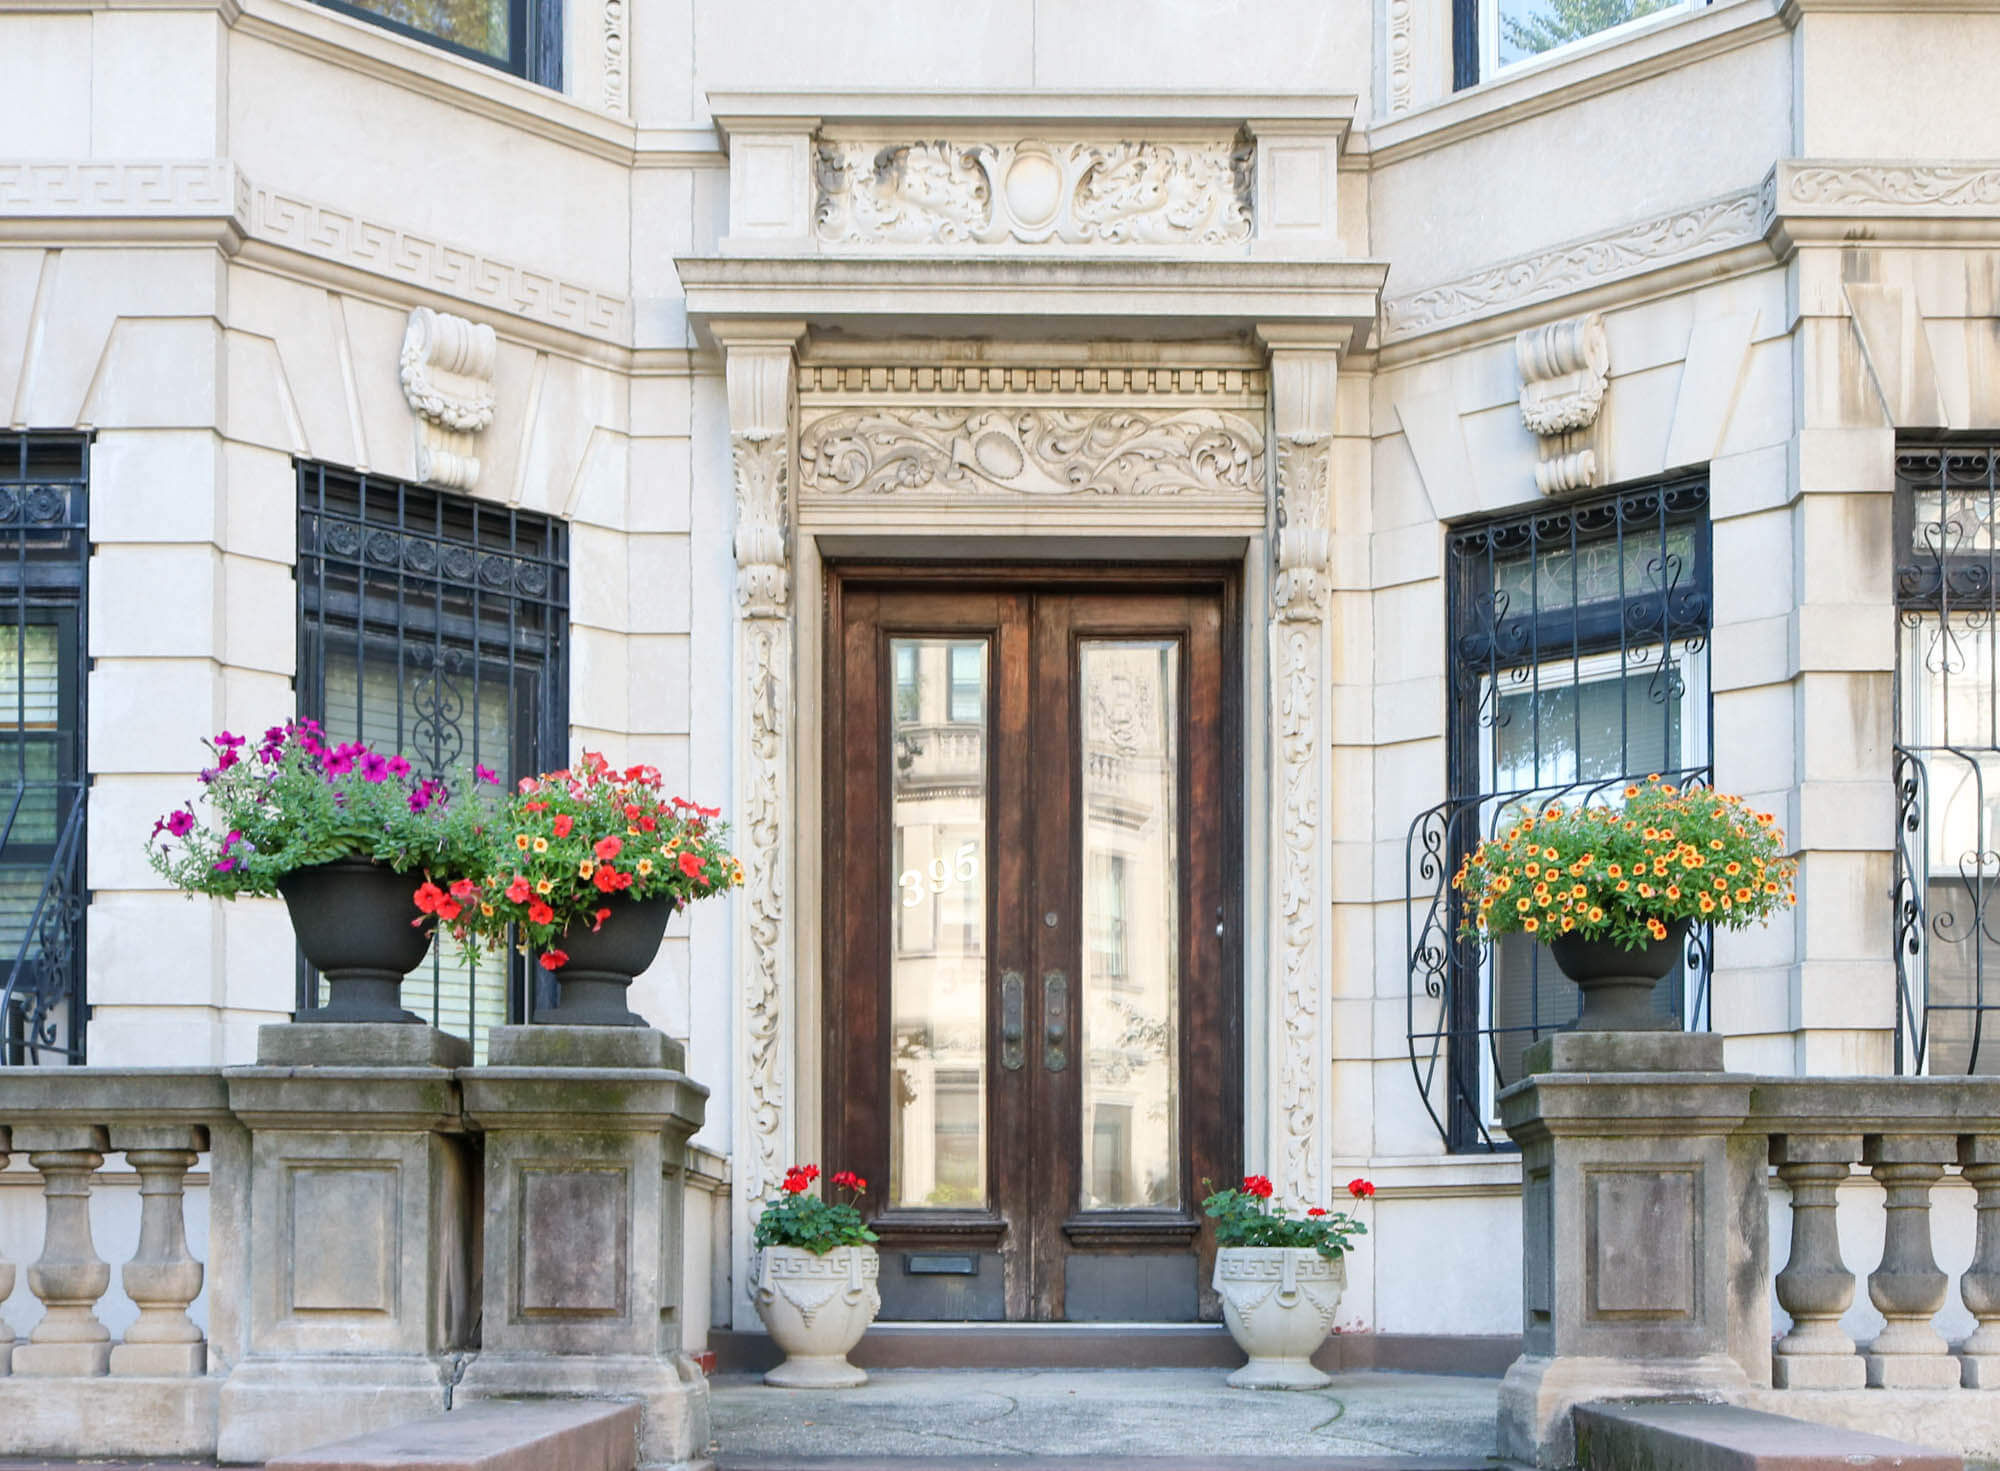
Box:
824;569;1241;1322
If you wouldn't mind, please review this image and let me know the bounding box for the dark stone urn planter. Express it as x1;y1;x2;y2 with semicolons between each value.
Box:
1547;917;1691;1032
539;894;676;1027
276;858;430;1023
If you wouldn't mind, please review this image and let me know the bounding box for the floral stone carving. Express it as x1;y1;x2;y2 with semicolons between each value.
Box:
814;138;1254;248
400;307;498;491
1517;312;1609;497
798;406;1264;498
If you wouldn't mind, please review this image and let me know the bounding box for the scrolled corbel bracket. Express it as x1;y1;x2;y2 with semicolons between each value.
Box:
400;307;498;491
1517;311;1609;497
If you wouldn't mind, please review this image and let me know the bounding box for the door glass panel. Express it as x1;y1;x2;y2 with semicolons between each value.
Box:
889;638;990;1208
1079;640;1180;1210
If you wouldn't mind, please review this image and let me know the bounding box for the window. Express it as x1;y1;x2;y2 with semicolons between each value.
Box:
0;435;87;1066
1455;0;1707;86
316;0;561;86
1892;440;2000;1075
948;643;984;724
296;465;567;1053
1087;852;1131;987
1407;474;1713;1149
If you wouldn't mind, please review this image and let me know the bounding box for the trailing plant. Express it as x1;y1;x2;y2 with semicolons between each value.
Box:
145;721;494;900
1202;1175;1371;1259
432;751;741;971
753;1165;879;1255
1452;777;1798;950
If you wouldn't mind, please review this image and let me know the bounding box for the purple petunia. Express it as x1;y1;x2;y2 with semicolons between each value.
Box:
475;764;500;785
166;809;195;838
214;731;245;750
386;755;411;778
360;752;390;784
323;747;357;777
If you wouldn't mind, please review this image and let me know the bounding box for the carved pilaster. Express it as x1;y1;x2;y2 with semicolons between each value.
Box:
720;324;804;1230
1260;330;1341;1206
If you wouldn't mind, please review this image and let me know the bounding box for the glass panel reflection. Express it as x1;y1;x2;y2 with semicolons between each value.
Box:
889;638;989;1208
1079;640;1180;1210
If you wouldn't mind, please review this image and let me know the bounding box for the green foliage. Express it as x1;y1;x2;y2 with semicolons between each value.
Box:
1501;0;1676;57
753;1167;879;1255
145;721;491;900
1202;1176;1370;1260
1454;779;1799;950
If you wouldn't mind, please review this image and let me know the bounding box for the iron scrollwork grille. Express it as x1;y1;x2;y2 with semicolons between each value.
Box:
1406;473;1715;1151
0;434;88;1066
1890;439;2000;1075
295;464;568;1045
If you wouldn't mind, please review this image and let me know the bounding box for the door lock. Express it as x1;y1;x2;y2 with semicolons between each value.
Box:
1000;970;1025;1071
1043;970;1068;1072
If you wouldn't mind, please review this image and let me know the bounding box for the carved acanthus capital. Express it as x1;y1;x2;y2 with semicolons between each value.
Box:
721;329;802;621
1517;312;1609;497
1274;436;1332;622
400;307;498;491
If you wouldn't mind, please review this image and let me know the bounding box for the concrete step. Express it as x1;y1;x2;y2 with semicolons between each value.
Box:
263;1401;640;1471
1573;1402;1963;1470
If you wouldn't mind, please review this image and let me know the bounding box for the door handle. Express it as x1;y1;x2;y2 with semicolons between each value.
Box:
1043;970;1068;1072
1000;970;1025;1071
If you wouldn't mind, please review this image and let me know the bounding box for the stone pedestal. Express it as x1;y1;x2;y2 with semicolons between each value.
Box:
215;1028;476;1465
457;1025;713;1471
1496;1035;1760;1468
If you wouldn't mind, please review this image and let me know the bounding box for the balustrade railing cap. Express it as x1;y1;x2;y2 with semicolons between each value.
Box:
1499;1071;1756;1139
1744;1075;2000;1138
222;1066;466;1133
0;1067;232;1127
458;1067;709;1135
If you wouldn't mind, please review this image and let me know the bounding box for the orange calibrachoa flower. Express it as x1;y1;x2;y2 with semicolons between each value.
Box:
432;751;742;970
1452;778;1798;950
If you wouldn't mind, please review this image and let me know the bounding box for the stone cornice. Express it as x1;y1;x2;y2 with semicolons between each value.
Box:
1763;158;2000;247
675;256;1387;347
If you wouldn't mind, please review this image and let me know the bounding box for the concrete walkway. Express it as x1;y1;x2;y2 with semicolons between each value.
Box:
710;1367;1500;1466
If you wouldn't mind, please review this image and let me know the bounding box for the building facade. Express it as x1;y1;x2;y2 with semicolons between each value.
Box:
3;0;1999;1348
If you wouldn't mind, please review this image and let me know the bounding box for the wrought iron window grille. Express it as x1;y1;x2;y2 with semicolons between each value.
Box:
1892;438;2000;1075
1406;472;1715;1151
0;434;89;1067
295;464;568;1041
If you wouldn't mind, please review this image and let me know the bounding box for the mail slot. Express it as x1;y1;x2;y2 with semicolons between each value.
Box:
904;1252;977;1276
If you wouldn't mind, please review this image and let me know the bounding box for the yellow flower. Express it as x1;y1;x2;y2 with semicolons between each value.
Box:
1709;838;1725;851
1698;894;1716;913
1523;917;1540;933
1616;879;1631;892
578;859;595;879
1560;916;1576;932
1725;861;1742;875
1665;884;1682;900
637;858;654;877
1587;906;1605;922
515;833;531;850
532;837;549;854
535;878;554;896
1516;897;1533;913
1736;887;1754;902
1606;863;1622;878
1570;883;1587;899
480;903;495;917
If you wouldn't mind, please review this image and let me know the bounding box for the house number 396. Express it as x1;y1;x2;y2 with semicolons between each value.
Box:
900;842;980;907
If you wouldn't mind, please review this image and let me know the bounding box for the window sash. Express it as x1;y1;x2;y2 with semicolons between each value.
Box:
312;0;559;84
1479;0;1702;78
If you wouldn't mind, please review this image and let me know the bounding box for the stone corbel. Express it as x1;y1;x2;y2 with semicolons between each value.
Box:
400;307;498;491
1517;312;1609;496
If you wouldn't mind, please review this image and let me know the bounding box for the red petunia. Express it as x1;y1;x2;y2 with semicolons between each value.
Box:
436;898;462;922
677;851;705;880
413;881;445;914
527;900;555;926
553;813;573;838
593;865;620;893
448;877;477;901
539;948;569;971
590;906;613;932
594;835;623;861
505;875;532;903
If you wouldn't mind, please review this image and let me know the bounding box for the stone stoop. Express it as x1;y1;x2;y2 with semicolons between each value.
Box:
262;1401;643;1471
1571;1403;1963;1470
716;1460;1490;1470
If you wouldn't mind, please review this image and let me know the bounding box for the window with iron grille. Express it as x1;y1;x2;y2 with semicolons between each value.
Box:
0;434;88;1066
1891;439;2000;1075
296;464;567;1051
1406;473;1713;1150
314;0;561;87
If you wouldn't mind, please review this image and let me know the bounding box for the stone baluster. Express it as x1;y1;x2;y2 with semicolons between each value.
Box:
1957;1136;2000;1388
12;1125;111;1376
1771;1133;1866;1388
0;1123;13;1376
1862;1133;1962;1389
109;1125;208;1376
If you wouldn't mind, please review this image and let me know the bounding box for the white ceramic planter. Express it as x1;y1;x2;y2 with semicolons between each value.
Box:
750;1243;881;1388
1213;1245;1345;1389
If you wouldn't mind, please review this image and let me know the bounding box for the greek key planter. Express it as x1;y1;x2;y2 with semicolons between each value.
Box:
750;1244;880;1388
1213;1246;1345;1389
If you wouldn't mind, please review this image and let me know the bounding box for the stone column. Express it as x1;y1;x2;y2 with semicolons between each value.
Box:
1770;1134;1865;1388
1257;326;1343;1206
1957;1139;2000;1387
12;1126;111;1377
108;1126;208;1377
1862;1133;1960;1389
1496;1058;1760;1468
715;320;804;1324
456;1025;712;1470
216;1036;477;1464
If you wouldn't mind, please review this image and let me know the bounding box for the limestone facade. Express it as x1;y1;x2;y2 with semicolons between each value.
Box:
2;0;1998;1344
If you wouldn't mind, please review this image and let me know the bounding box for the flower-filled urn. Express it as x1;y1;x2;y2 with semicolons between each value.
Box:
750;1166;881;1388
1205;1175;1371;1390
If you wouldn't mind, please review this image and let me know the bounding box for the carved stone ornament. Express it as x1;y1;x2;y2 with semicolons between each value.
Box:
814;138;1254;248
1273;437;1332;620
400;307;498;491
798;406;1264;498
733;433;790;615
1517;313;1609;497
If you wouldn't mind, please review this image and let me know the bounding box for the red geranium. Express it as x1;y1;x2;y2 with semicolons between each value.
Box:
1348;1178;1376;1199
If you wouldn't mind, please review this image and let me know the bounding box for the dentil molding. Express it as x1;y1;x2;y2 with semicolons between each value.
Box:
400;307;498;491
797;406;1265;499
814;137;1255;249
1516;312;1609;497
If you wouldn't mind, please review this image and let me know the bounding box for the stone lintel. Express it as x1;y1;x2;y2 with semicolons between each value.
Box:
1572;1401;1960;1471
1523;1030;1726;1077
222;1068;464;1133
487;1023;686;1072
256;1022;473;1070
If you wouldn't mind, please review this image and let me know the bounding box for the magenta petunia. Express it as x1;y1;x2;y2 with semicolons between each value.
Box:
475;764;500;785
214;730;245;750
360;752;391;784
165;809;195;838
323;749;356;776
386;755;411;778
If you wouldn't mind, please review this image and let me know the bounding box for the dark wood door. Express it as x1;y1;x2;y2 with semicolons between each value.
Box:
825;569;1240;1322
